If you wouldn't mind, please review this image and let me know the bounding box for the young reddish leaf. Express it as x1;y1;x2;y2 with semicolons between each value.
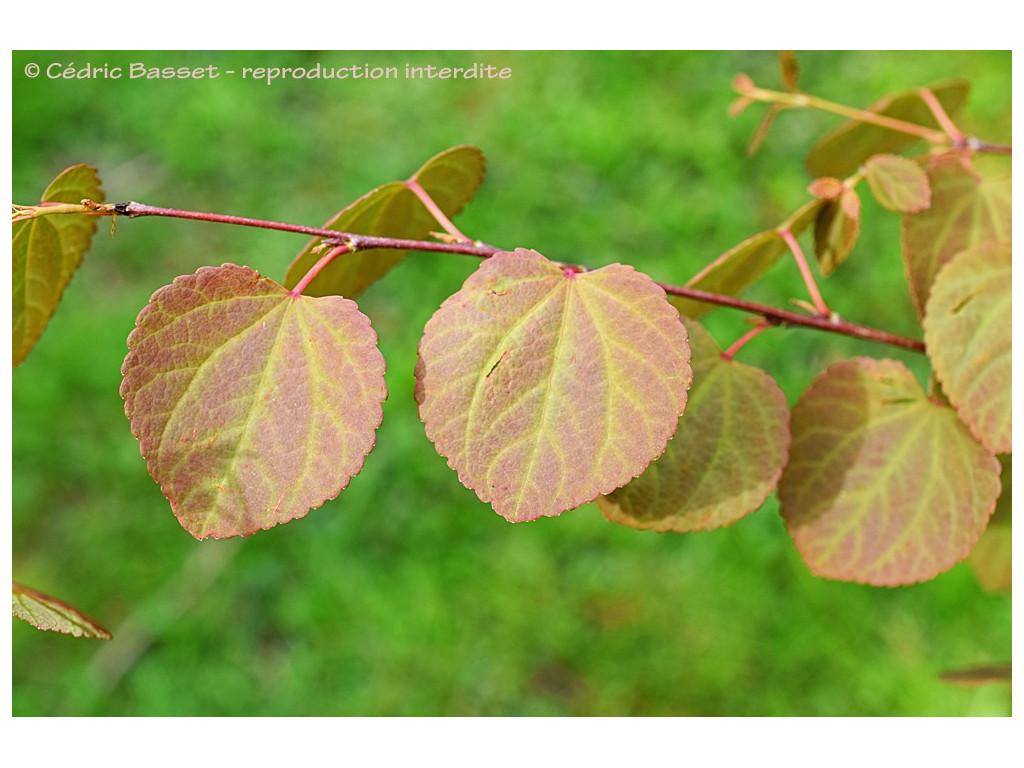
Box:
923;241;1011;453
902;158;1011;315
121;264;387;539
598;317;789;532
12;164;104;366
12;582;111;639
806;79;970;178
284;145;485;297
807;177;844;200
779;358;1001;586
812;186;861;276
863;154;931;212
670;198;824;319
968;455;1010;593
416;248;692;523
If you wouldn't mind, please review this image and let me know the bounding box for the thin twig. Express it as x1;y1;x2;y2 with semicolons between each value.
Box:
102;200;927;353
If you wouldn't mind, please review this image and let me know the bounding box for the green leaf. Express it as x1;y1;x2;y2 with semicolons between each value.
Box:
923;241;1011;453
416;248;692;523
12;582;111;639
778;357;1001;586
284;145;486;297
863;154;931;212
806;79;970;178
902;157;1011;315
812;186;861;276
670;198;824;319
670;230;786;319
12;164;104;366
598;317;789;532
120;264;387;539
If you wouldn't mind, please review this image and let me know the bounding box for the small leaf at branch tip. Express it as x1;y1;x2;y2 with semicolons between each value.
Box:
807;177;844;200
732;72;756;95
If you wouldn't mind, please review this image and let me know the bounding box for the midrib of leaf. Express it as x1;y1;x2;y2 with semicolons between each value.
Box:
582;276;686;453
202;299;295;530
510;279;574;518
463;277;565;456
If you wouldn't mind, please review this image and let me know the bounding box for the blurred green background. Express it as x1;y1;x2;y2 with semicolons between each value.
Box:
11;50;1011;716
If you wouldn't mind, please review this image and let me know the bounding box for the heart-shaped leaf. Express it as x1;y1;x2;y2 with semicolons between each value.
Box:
416;248;692;523
778;357;1001;586
121;264;387;539
284;145;485;297
12;164;104;366
12;582;111;639
806;80;970;178
598;317;789;532
923;241;1011;453
863;154;931;212
902;157;1011;315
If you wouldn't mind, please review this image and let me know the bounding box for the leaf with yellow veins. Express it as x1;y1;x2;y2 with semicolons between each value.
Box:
121;264;387;539
416;248;692;523
779;357;1000;586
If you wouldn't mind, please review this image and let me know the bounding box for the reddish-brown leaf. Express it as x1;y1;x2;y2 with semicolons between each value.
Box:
779;357;1000;586
121;264;387;539
416;249;692;523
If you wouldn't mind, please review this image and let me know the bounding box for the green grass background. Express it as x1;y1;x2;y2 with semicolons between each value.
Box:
11;50;1011;716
